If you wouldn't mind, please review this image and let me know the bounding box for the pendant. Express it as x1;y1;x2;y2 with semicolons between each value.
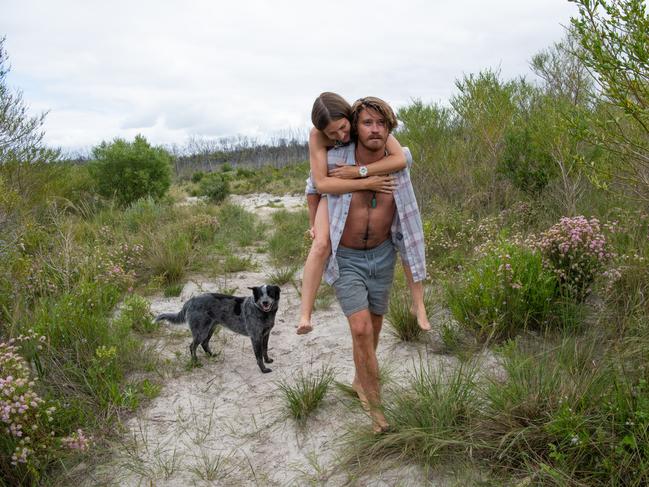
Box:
370;193;377;208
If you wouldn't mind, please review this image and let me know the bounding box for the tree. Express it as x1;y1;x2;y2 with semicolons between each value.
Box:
90;135;172;206
569;0;649;199
0;36;56;166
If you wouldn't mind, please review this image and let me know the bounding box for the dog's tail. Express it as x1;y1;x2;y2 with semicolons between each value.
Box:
155;309;186;324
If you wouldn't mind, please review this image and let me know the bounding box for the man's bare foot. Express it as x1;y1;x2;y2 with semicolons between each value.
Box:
411;306;431;331
296;317;313;335
351;378;371;413
370;410;390;434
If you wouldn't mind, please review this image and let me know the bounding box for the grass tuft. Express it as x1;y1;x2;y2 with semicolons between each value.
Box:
277;365;336;422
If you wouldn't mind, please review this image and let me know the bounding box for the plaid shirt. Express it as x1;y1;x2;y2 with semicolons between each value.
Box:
323;143;427;284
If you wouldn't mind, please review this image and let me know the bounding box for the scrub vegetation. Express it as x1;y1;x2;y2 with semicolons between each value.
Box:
1;1;648;484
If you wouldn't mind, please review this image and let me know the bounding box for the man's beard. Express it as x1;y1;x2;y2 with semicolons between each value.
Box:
358;135;387;153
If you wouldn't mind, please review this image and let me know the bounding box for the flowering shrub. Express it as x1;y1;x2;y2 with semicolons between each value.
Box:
536;216;613;302
0;332;90;482
95;242;143;290
446;241;559;340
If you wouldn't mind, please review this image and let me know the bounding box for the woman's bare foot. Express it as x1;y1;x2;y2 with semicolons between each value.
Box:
296;317;313;335
411;306;431;331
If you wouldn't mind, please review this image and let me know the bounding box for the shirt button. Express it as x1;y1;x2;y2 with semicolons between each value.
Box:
396;232;403;240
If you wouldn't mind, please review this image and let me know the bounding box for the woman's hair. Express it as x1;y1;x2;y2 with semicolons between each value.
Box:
311;92;352;130
350;96;398;134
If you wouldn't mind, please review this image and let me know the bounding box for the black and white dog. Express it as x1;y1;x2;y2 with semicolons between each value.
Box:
155;285;281;373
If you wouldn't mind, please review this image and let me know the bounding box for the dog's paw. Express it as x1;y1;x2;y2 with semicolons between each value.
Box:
264;357;274;363
261;367;272;373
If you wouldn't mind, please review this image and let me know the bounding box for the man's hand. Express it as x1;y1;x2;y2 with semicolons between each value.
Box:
329;162;360;179
365;175;397;193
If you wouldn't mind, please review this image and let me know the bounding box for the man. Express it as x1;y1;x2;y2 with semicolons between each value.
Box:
323;97;427;432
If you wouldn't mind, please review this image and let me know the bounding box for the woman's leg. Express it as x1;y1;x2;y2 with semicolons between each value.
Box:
401;261;431;331
297;198;331;334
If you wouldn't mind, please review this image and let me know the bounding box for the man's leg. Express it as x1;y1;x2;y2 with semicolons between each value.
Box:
348;309;389;433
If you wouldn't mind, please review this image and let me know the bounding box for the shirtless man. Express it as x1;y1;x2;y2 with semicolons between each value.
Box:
322;97;427;432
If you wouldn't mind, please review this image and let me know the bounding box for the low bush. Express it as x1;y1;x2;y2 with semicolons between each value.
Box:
198;172;230;203
536;215;612;301
446;240;560;340
0;332;91;485
191;171;205;183
116;294;157;333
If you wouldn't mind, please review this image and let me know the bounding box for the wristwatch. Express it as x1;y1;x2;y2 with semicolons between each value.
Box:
358;165;368;178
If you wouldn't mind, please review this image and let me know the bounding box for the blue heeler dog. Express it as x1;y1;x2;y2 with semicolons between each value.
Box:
155;285;281;373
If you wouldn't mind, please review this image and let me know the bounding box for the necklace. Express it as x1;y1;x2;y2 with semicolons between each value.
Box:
355;148;377;208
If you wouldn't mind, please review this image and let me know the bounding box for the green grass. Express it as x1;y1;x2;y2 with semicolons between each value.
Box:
386;279;435;342
164;282;184;297
277;365;336;422
221;253;256;273
314;283;336;311
266;209;309;267
266;265;298;285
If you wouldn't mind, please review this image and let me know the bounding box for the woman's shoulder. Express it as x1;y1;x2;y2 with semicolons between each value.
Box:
309;127;335;150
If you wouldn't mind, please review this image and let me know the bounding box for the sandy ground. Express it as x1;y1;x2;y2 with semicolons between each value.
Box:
83;193;475;487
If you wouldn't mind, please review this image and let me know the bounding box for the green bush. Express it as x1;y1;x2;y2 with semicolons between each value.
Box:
191;171;205;183
198;172;230;203
116;294;157;333
90;135;172;207
446;241;559;340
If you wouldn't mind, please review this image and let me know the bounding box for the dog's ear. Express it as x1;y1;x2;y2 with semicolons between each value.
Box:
268;285;281;299
248;286;261;299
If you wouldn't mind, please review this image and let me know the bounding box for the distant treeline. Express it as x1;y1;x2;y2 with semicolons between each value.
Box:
62;133;309;179
170;135;308;179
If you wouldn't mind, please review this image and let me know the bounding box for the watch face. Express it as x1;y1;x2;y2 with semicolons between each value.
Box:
359;165;368;177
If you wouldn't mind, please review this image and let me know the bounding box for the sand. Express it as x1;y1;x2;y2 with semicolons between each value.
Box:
83;193;473;486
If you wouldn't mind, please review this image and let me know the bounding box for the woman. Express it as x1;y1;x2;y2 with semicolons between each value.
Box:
297;92;430;334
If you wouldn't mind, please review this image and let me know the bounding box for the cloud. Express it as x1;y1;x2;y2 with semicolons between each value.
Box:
1;0;577;150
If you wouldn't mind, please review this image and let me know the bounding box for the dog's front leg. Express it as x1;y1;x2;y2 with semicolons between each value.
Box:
262;329;273;364
251;336;271;373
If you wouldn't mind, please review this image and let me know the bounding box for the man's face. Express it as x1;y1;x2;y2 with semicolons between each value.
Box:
356;107;388;152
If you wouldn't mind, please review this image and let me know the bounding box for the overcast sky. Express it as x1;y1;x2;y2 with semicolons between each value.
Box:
1;0;578;152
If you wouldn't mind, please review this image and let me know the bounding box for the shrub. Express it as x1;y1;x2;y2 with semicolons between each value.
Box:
116;294;157;333
536;216;612;302
198;172;230;203
0;332;91;485
446;241;559;340
90;135;172;207
191;171;205;183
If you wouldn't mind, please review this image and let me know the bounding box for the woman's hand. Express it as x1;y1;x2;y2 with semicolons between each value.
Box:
329;163;360;179
364;175;397;194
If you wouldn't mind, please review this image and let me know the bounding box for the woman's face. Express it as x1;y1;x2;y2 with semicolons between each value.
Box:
322;118;351;144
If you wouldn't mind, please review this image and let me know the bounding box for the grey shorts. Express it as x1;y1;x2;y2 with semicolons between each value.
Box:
333;239;397;317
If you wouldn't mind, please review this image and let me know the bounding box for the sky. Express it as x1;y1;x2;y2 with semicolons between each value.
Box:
1;0;578;152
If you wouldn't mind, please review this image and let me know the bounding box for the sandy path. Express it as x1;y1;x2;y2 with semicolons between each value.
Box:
84;194;461;486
